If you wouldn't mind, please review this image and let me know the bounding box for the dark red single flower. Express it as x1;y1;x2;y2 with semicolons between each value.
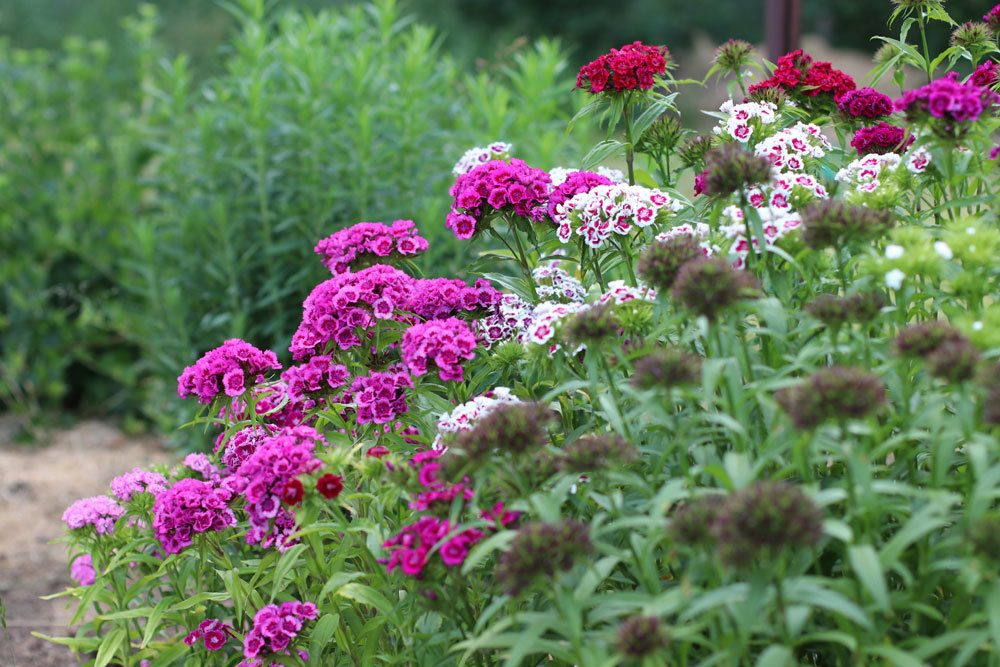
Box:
316;474;344;500
281;478;305;505
203;629;227;651
366;445;390;458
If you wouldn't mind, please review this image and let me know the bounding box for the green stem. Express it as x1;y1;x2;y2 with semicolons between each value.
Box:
917;17;933;83
623;95;636;186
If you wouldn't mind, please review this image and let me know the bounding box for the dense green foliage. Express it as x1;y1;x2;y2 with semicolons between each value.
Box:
0;0;582;428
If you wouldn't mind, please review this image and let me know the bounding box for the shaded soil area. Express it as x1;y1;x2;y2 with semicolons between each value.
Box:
0;418;168;666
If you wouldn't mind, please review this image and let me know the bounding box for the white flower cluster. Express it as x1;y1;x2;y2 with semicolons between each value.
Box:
452;142;512;176
556;184;681;248
721;172;828;270
433;387;522;449
475;293;533;348
598;280;657;305
549;165;625;187
655;222;715;256
835;147;931;194
713;100;777;143
524;301;589;348
754;123;830;172
532;262;587;302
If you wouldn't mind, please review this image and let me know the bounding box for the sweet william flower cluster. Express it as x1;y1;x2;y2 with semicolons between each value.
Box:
314;219;429;275
177;339;281;404
446;158;551;239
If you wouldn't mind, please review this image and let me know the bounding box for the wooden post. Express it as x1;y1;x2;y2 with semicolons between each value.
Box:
766;0;801;62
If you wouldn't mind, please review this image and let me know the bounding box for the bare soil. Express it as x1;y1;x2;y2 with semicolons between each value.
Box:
0;417;168;667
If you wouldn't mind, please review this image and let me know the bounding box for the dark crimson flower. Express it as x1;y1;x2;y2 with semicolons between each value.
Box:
367;445;390;458
805;291;885;328
316;474;344;500
748;49;854;106
631;346;703;390
711;481;824;567
576;41;670;94
701;144;773;196
801;61;856;99
971;60;999;88
281;478;305;506
496;520;592;595
561;303;620;347
850;122;913;155
775;366;886;430
616;615;669;658
669;495;726;548
837;87;893;119
638;235;707;291
894;321;965;357
800;200;894;248
927;338;980;383
671;257;760;321
558;434;637;472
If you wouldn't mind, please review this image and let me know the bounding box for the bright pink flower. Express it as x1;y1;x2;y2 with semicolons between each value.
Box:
314;220;429;275
177;339;280;404
401;317;477;382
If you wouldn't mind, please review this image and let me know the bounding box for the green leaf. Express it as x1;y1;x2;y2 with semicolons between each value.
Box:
581;140;624;169
94;627;126;667
848;545;891;613
755;645;794;667
335;583;397;622
271;542;308;600
866;645;927;667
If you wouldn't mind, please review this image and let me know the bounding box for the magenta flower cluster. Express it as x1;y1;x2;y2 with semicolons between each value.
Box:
350;366;413;425
281;355;350;399
177;339;281;404
184;618;235;652
184;453;223;481
546;170;614;222
837;87;893;119
314;219;429;275
408;449;474;512
971;61;998;88
382;515;484;576
240;601;318;667
850;122;913;155
446;159;551;239
290;265;413;359
152;478;237;555
70;554;96;586
110;467;167;502
401;317;478;382
231;426;323;551
63;496;125;535
216;425;274;474
229;382;312;430
895;73;999;125
406;277;501;320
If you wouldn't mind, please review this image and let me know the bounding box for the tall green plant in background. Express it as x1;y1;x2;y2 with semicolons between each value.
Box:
0;0;585;435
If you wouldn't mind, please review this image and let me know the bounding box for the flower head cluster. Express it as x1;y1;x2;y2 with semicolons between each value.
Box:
408;449;475;512
671;258;760;320
713;100;777;143
152;479;237;555
562;303;620;346
228;381;312;430
281;355;350;401
382;516;484;575
654;223;713;253
184;619;236;652
575;41;669;94
63;496;125;536
558;433;637;472
233;426;324;551
749;49;855;102
800;201;894;248
290;265;412;359
895;73;999;127
314;220;429;275
753;122;830;172
700;144;774;196
639;235;708;292
776;366;886;429
183;453;223;482
669;495;726;548
532;262;587;302
350;366;413;425
952;22;994;51
216;425;273;474
894;322;979;382
971;60;999;88
549;165;625;186
110;468;167;502
598;280;657;305
805;291;884;327
446;159;551;239
835;148;931;194
406;277;500;320
496;520;593;595
523;301;589;349
837;87;894;119
446;402;553;464
616;616;669;659
401;317;477;382
547;170;614;223
70;554;96;586
476;293;534;348
177;339;281;404
850;122;913;155
631;347;703;390
452;142;512;176
240;601;317;667
986;5;1000;33
556;184;680;247
434;386;522;449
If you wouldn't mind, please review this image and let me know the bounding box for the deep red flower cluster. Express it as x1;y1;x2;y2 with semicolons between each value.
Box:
850;122;913;155
576;41;669;94
749;49;855;101
837;87;894;119
971;60;998;88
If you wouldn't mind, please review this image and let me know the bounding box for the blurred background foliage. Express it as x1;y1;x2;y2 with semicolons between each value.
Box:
0;0;989;438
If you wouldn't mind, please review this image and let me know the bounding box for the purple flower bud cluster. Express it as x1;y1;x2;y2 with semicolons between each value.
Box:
63;495;125;535
350;366;413;425
240;601;317;667
230;426;324;551
850;122;913;155
546;170;614;222
895;73;999;125
314;220;429;275
70;554;96;586
152;478;237;555
290;265;413;359
446;158;552;239
382;515;484;576
183;618;236;652
836;87;893;119
401;317;477;382
177;339;281;404
110;467;167;502
406;277;501;320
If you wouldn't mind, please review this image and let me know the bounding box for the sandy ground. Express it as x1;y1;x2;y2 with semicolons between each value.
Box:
0;417;167;667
